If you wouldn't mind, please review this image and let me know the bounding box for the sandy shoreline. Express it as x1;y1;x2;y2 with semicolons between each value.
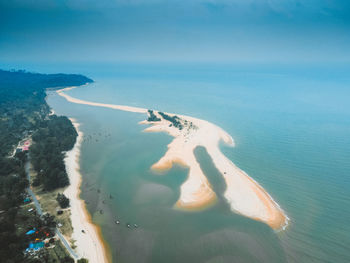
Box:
63;119;110;263
57;87;289;230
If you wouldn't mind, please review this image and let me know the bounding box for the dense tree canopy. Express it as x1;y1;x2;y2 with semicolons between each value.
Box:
57;193;70;209
147;109;161;122
0;69;92;262
30;115;78;190
158;112;183;130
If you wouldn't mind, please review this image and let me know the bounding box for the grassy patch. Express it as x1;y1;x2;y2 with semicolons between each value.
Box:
30;167;73;239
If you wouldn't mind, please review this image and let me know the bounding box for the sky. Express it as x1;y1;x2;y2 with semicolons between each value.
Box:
1;0;350;65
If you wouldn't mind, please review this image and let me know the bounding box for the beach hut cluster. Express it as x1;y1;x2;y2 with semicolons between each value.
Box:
24;227;55;255
21;199;58;257
14;138;31;155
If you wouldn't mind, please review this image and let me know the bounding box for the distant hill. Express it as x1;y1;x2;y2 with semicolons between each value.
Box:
0;69;93;105
0;69;93;156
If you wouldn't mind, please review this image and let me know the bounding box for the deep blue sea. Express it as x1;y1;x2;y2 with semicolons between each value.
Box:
42;63;350;263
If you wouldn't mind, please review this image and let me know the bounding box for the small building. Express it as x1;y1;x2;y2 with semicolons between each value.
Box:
15;148;22;154
26;229;36;235
26;241;45;252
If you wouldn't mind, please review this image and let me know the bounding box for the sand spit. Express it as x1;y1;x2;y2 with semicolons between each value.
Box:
57;87;288;230
58;88;147;114
63;119;110;263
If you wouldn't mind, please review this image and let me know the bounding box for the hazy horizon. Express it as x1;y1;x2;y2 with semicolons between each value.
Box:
1;0;350;65
1;1;350;262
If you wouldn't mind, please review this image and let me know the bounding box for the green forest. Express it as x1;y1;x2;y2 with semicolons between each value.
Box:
147;110;161;122
0;69;92;262
30;115;78;191
158;112;183;130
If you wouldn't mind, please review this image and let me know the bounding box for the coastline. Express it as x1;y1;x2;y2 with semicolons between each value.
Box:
57;87;288;230
63;118;111;263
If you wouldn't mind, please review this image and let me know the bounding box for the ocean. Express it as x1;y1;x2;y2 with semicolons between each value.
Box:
47;64;350;263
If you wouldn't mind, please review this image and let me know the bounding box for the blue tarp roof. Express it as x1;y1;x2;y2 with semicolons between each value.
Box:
27;242;44;251
26;230;35;235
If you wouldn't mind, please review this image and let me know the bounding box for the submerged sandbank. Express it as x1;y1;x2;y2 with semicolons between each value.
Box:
63;119;110;262
57;87;288;230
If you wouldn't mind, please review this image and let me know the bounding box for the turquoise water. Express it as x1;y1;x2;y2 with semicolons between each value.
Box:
47;64;350;263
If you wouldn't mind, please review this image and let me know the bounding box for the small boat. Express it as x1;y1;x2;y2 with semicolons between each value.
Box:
134;224;138;228
115;220;120;225
126;223;131;228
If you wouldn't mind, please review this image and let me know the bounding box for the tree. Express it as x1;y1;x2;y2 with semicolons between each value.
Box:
63;256;75;263
42;213;56;228
57;193;70;208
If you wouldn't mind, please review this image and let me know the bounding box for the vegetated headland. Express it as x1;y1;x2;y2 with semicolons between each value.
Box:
0;69;95;263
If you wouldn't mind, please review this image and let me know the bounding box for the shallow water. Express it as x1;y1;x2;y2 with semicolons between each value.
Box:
47;64;350;263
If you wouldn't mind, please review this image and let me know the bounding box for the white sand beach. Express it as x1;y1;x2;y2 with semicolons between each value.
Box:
63;119;110;263
58;87;147;114
58;87;288;231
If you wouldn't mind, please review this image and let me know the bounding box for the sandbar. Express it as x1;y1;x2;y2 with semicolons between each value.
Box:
57;87;288;230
